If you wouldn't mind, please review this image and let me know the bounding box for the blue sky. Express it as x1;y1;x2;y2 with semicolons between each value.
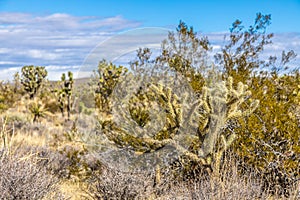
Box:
1;0;300;32
0;0;299;79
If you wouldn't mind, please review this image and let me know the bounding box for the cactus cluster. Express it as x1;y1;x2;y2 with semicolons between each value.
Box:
195;77;259;171
97;71;259;174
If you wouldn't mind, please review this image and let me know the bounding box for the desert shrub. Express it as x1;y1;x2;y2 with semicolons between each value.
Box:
44;124;102;180
161;159;299;200
36;146;73;179
78;101;94;115
89;154;300;199
89;166;155;200
161;164;262;199
4;113;28;125
0;151;59;200
58;144;91;180
213;13;300;193
0;81;21;113
156;21;209;94
231;73;300;195
28;98;51;123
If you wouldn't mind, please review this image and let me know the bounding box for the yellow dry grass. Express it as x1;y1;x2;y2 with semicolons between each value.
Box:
58;180;93;200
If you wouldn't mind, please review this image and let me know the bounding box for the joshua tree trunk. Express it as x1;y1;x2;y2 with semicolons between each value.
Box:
67;95;71;121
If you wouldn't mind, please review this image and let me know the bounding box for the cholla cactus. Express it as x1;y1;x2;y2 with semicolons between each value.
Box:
20;65;48;99
92;54;258;175
94;60;128;113
196;77;259;171
149;83;183;139
148;77;258;173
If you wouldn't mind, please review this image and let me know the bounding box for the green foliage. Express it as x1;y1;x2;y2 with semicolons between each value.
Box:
234;73;300;176
20;65;48;99
214;12;299;191
49;123;101;181
128;89;152;127
78;102;93;115
157;21;209;93
59;144;91;180
0;95;6;112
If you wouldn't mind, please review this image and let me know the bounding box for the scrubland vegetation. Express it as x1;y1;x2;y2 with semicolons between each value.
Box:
0;13;299;199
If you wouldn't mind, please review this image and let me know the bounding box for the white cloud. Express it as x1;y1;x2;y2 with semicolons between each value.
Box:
0;48;12;54
0;12;145;80
0;66;20;80
0;61;20;65
0;12;32;24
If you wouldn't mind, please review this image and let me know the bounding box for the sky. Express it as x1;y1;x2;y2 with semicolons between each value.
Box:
0;0;299;80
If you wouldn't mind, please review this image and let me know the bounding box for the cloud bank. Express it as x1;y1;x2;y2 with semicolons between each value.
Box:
0;12;142;80
0;12;299;80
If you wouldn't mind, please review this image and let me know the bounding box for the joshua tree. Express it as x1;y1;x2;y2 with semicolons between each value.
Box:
55;71;74;120
63;71;74;120
20;65;48;99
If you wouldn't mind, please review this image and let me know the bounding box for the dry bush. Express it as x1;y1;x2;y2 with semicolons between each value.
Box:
88;154;300;200
162;154;300;200
89;166;156;200
160;158;262;199
0;151;60;200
